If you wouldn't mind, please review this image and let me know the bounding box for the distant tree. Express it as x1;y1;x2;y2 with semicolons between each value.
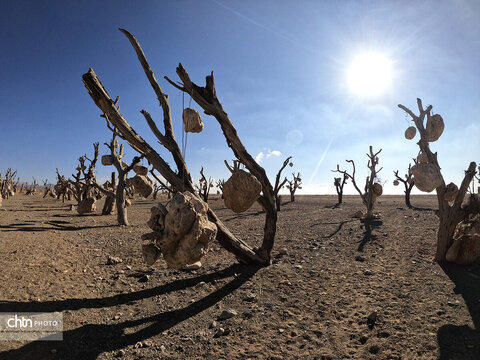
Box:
195;167;214;202
94;132;148;225
331;172;347;205
286;172;302;203
334;146;383;219
393;164;415;208
273;156;292;211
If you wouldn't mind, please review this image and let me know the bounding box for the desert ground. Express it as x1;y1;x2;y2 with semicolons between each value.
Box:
0;193;478;360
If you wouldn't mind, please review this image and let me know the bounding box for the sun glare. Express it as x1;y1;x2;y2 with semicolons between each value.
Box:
347;52;392;97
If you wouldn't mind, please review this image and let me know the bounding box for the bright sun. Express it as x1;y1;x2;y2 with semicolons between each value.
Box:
347;52;392;97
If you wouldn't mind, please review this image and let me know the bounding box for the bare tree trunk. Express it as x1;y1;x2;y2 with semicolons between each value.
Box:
405;183;414;209
275;195;281;211
116;174;128;226
102;172;116;215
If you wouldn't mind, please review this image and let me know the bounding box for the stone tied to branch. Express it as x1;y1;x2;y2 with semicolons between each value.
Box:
101;155;114;166
182;108;204;133
426;114;444;142
223;169;262;213
130;174;153;198
133;163;148;176
142;191;217;269
404;126;416;140
444;182;458;203
371;183;383;197
409;163;442;193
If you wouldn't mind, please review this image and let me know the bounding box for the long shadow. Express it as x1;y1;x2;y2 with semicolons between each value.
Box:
437;262;480;360
357;217;382;252
0;223;117;232
0;264;258;360
323;203;341;209
310;219;355;239
411;206;435;212
224;210;264;221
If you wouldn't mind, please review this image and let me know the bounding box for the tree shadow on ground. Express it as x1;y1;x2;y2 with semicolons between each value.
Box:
0;222;116;232
357;217;382;252
224;210;264;221
310;219;355;239
437;262;480;360
0;264;258;360
411;206;436;212
323;203;342;209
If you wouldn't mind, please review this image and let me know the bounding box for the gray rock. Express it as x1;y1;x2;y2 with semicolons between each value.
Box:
218;308;237;320
106;256;123;265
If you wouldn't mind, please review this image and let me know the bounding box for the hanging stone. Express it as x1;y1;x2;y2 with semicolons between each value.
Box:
142;192;217;268
444;182;458;203
426;114;444;142
101;155;114;166
404;126;416;140
410;163;442;193
133;163;149;176
223;170;262;213
182;108;204;133
371;183;383;197
130;175;153;198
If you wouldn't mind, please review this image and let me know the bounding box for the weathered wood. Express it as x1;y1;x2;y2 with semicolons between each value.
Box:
273;156;291;211
82;29;274;265
166;64;278;259
393;166;414;208
398;98;477;262
334;146;382;218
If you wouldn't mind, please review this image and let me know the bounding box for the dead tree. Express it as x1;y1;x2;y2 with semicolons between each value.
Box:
70;143;101;214
101;172;116;215
1;169;18;199
334;146;383;219
273;156;292;211
42;179;56;198
286;172;302;203
471;164;480;194
216;179;225;198
83;28;277;266
195;167;213;202
54;169;73;202
150;168;174;199
25;178;38;196
95;132;146;225
331;172;348;205
398;98;477;263
393;165;415;208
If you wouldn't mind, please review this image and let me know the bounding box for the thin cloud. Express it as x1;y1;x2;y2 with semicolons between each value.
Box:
256;149;282;164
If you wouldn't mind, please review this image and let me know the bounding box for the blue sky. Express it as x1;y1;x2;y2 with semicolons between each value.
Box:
0;0;478;194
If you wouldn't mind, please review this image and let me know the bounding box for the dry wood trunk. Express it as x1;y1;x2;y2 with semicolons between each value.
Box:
116;174;128;226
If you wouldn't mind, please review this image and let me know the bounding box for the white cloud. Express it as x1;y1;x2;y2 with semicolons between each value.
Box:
255;149;282;163
255;151;265;163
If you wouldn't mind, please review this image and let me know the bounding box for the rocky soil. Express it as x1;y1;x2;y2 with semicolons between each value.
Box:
0;194;478;359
